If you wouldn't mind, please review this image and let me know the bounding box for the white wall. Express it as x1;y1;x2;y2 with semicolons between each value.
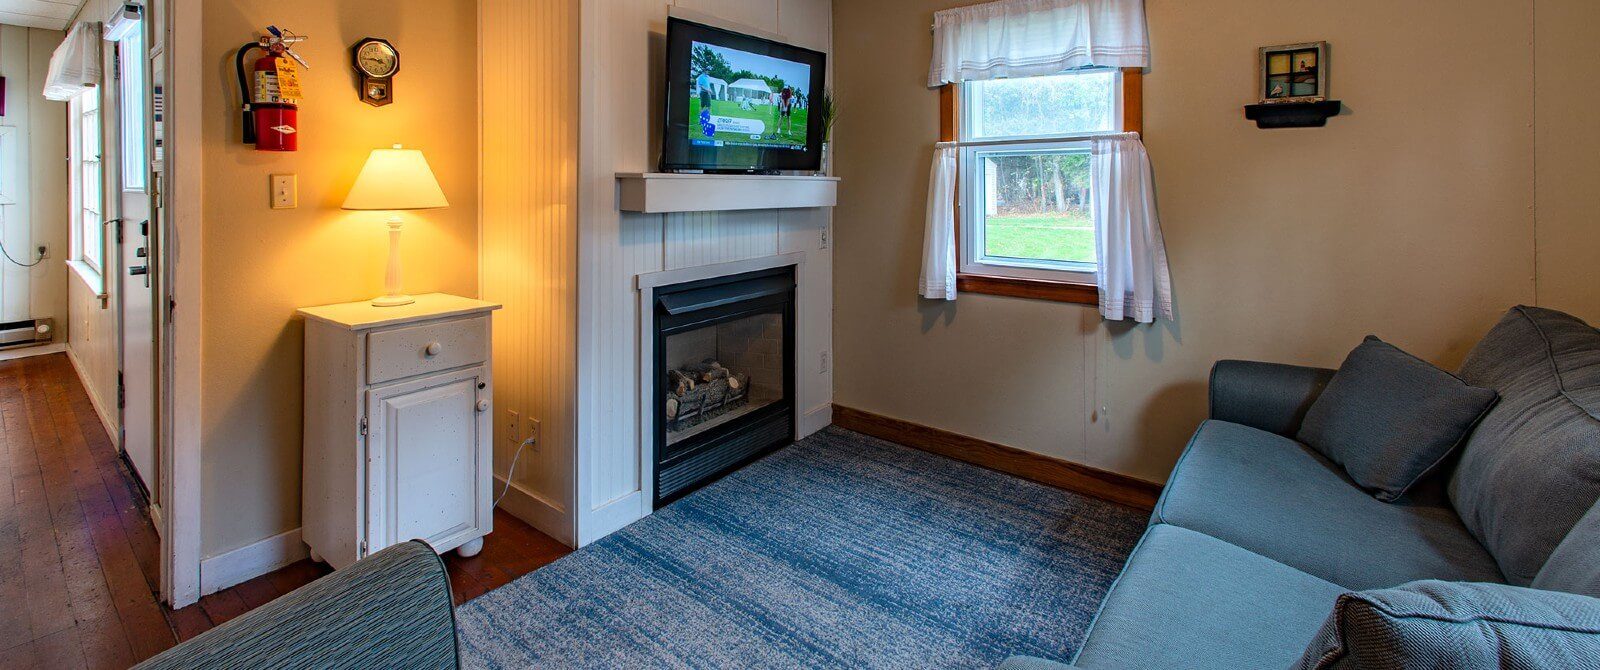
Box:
832;0;1597;484
0;25;68;333
480;0;580;545
572;0;834;545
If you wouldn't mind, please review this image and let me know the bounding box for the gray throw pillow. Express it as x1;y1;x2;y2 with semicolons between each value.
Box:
1294;580;1600;669
1297;336;1498;502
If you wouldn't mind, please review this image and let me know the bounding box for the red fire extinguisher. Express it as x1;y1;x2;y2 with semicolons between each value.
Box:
235;28;307;152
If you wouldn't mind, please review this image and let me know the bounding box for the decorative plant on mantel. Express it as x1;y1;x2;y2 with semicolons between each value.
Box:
818;89;837;174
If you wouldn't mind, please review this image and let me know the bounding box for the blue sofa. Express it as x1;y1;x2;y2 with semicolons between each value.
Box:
1007;306;1600;669
134;540;459;669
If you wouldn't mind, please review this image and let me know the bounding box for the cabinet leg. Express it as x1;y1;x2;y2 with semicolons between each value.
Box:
455;537;484;558
308;548;324;564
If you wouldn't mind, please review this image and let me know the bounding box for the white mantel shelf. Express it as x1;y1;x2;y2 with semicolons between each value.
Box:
616;172;840;214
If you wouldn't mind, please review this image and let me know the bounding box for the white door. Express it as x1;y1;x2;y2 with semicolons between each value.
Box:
365;366;490;556
115;13;158;498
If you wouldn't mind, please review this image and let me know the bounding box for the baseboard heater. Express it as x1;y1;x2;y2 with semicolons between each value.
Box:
0;318;54;349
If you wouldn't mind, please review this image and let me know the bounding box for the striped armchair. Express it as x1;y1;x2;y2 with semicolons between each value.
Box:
136;540;459;669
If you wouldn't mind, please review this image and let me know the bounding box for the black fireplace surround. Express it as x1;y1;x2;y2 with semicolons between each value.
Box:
653;266;796;507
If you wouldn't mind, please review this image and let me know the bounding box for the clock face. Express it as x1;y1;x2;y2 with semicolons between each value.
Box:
356;41;398;78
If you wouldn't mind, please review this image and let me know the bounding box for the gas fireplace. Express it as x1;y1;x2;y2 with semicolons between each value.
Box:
653;267;795;507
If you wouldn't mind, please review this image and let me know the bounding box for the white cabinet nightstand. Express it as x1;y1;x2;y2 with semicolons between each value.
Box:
298;293;501;568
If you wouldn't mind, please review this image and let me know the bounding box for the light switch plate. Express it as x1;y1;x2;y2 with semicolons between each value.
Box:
270;173;297;209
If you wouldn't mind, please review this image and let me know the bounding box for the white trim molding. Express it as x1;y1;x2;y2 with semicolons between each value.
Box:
199;527;308;595
66;345;117;440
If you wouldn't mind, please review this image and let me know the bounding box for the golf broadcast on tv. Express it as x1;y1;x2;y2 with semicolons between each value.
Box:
687;41;811;151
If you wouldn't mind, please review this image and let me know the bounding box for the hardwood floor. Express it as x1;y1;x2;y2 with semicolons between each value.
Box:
0;353;571;668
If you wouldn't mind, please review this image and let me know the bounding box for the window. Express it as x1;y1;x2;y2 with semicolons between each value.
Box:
945;68;1141;302
70;87;104;277
118;22;147;191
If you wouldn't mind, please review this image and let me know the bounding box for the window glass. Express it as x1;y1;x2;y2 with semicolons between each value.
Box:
975;148;1095;266
75;88;104;272
119;26;147;190
963;70;1117;140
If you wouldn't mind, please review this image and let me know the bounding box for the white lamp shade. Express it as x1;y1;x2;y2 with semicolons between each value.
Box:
341;146;450;211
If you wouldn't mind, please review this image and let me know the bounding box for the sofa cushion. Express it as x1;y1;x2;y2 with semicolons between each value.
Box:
1070;524;1345;670
1296;336;1498;502
1533;501;1600;598
1292;580;1600;669
1451;306;1600;585
1154;420;1502;590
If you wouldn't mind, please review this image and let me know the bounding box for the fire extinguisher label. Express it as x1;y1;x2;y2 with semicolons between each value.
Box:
270;125;297;135
253;71;281;103
274;57;304;101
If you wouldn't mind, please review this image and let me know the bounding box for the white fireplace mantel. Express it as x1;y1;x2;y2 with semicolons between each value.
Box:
616;173;839;214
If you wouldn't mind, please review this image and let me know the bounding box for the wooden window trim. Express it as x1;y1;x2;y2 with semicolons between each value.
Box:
941;68;1142;305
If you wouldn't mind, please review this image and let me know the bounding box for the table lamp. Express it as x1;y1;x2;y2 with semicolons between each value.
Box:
341;144;449;307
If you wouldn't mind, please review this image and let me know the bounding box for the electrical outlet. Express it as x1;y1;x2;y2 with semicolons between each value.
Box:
525;417;541;450
35;245;47;260
819;350;830;373
270;173;297;209
503;409;521;444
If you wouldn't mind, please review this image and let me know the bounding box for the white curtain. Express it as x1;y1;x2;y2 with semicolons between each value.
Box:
919;146;959;301
44;23;102;101
929;0;1149;86
1093;133;1171;323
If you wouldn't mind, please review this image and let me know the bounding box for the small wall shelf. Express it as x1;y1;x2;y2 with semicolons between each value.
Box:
616;172;839;214
1244;101;1342;129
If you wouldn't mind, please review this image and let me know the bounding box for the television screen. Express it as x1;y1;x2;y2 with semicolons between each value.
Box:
662;18;827;173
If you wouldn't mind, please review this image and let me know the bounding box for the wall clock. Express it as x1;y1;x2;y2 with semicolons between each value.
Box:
351;37;400;107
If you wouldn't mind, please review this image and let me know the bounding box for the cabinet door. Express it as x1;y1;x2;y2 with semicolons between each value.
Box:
365;366;489;555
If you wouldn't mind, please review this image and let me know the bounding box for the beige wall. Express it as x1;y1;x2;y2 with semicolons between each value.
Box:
833;0;1593;483
1533;0;1600;323
199;0;478;558
0;26;68;333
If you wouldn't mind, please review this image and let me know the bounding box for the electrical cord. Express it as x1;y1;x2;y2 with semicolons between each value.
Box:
494;435;536;508
0;240;43;268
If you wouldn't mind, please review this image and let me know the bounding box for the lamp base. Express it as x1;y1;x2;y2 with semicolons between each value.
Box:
371;294;416;307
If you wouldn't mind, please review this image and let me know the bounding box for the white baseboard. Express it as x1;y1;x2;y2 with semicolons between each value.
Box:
65;345;118;441
494;475;575;547
200;527;308;595
801;403;832;438
0;342;65;362
579;490;645;547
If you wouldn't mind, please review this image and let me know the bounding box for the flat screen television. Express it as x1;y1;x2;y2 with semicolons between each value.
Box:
661;17;827;173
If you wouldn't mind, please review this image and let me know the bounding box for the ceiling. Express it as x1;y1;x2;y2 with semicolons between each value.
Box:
0;0;87;31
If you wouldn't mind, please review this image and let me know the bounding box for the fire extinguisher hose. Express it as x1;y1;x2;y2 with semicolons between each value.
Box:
236;43;260;144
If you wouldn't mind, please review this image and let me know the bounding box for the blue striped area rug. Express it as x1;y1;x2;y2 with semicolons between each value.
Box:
457;426;1145;669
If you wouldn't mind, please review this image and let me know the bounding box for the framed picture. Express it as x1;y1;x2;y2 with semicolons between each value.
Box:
1259;41;1327;104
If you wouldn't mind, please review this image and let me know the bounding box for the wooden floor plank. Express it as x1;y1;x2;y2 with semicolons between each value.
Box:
0;353;572;664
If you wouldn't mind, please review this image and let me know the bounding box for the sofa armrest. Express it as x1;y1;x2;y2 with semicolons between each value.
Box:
135;540;458;670
1208;360;1336;438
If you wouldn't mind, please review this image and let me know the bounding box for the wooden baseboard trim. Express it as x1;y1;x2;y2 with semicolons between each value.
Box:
832;405;1161;510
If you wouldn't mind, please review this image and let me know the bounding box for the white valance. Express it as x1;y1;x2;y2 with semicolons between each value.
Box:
929;0;1149;87
44;23;102;101
1092;133;1172;323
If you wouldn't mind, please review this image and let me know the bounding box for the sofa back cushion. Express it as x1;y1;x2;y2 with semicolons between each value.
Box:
1533;501;1600;597
1450;306;1600;585
1293;580;1600;669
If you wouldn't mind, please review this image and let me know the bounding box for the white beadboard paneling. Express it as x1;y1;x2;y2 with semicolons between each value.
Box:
479;0;579;546
570;0;834;546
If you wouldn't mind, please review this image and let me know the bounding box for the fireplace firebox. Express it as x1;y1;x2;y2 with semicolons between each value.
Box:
653;267;795;507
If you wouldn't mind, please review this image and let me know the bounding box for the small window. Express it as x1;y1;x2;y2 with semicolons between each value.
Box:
71;88;104;275
952;69;1135;292
118;23;147;191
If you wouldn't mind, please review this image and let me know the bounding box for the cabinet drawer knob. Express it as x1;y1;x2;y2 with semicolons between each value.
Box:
425;342;443;356
475;399;490;412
